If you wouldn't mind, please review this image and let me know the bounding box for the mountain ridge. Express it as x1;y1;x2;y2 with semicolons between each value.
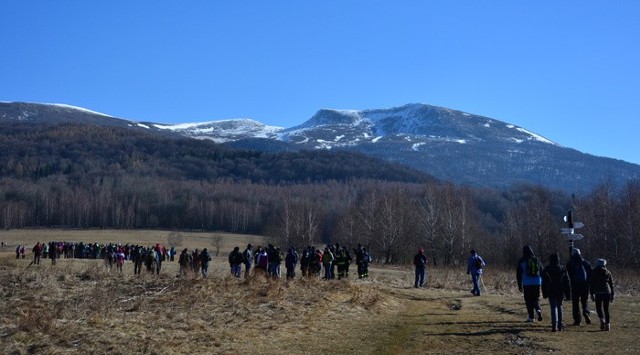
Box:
1;101;638;192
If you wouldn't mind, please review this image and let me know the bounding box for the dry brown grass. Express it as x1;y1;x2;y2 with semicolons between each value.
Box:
1;230;640;354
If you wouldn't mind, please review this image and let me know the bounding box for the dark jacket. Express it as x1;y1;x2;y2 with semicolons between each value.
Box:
590;266;614;296
541;253;571;299
566;253;592;286
414;252;427;270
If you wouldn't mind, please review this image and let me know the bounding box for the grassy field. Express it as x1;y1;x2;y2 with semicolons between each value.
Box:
1;230;639;354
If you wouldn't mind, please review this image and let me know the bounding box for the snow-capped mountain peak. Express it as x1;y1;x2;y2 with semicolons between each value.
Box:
276;103;557;150
152;118;284;143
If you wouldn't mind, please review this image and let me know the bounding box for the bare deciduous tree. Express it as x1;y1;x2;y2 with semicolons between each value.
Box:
212;234;224;256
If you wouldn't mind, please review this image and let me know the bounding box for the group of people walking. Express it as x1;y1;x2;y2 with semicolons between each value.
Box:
227;243;373;281
516;245;615;332
415;245;616;333
17;239;618;332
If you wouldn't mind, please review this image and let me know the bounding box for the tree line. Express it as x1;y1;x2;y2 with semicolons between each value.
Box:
1;123;639;268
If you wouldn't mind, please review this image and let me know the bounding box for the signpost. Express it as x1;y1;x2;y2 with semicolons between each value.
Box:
561;210;585;256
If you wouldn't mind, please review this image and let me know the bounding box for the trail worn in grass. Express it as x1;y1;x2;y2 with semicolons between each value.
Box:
364;285;640;354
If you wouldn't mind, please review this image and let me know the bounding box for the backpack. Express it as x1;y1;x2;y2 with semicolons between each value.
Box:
474;256;483;269
526;257;540;276
243;249;253;264
258;253;268;269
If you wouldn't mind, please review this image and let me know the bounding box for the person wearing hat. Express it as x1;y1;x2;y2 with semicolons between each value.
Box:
413;248;427;288
566;248;593;326
467;249;485;296
590;258;615;331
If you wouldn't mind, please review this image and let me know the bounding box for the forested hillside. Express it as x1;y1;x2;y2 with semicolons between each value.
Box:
1;123;639;267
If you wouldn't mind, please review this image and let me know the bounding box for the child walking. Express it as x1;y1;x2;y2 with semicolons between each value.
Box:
590;259;615;331
542;252;571;331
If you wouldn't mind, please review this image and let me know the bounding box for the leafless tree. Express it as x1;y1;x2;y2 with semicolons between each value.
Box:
212;234;224;256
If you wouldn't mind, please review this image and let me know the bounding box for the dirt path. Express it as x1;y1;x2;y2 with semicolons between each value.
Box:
368;285;640;354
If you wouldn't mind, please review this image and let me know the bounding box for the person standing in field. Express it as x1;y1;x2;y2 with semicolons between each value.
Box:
132;246;144;275
516;245;543;322
284;247;298;279
467;249;485;296
566;248;592;326
115;246;126;272
178;248;192;277
335;247;348;280
541;252;571;332
255;248;269;277
414;248;427;288
322;247;334;280
49;242;57;266
300;247;310;277
590;258;615;331
229;247;243;278
200;248;212;278
243;244;253;279
32;242;43;265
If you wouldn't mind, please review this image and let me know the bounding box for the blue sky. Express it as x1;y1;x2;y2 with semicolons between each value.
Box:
2;1;639;165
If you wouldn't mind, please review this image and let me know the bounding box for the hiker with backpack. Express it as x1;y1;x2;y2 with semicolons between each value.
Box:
566;248;592;326
467;249;485;296
414;248;427;288
541;252;571;332
590;258;615;331
516;245;543;322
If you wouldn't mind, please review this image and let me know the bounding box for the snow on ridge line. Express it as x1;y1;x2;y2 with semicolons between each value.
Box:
515;127;555;144
153;119;284;132
47;103;114;117
506;124;555;145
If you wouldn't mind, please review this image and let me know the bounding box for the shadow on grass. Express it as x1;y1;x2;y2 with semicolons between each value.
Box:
423;325;548;337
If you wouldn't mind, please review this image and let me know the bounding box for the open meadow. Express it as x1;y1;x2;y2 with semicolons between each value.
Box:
1;230;639;354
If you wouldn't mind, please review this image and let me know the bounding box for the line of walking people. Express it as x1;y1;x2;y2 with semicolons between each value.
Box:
228;243;373;281
516;245;615;332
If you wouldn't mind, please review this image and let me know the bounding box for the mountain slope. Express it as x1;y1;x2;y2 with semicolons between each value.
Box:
231;103;640;192
2;101;638;192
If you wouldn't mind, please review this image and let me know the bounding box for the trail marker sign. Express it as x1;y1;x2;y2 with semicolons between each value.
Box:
566;234;584;241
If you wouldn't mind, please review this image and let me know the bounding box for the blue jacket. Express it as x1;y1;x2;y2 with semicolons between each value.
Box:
467;254;485;275
516;246;542;287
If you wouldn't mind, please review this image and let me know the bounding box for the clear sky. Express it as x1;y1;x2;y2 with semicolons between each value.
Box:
2;1;639;165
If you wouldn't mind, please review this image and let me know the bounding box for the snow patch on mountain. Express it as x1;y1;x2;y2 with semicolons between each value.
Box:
412;142;426;151
154;119;283;142
514;127;554;144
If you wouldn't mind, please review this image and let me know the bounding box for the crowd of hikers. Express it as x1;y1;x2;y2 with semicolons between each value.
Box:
224;243;373;280
21;241;177;274
14;241;374;281
13;240;617;332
